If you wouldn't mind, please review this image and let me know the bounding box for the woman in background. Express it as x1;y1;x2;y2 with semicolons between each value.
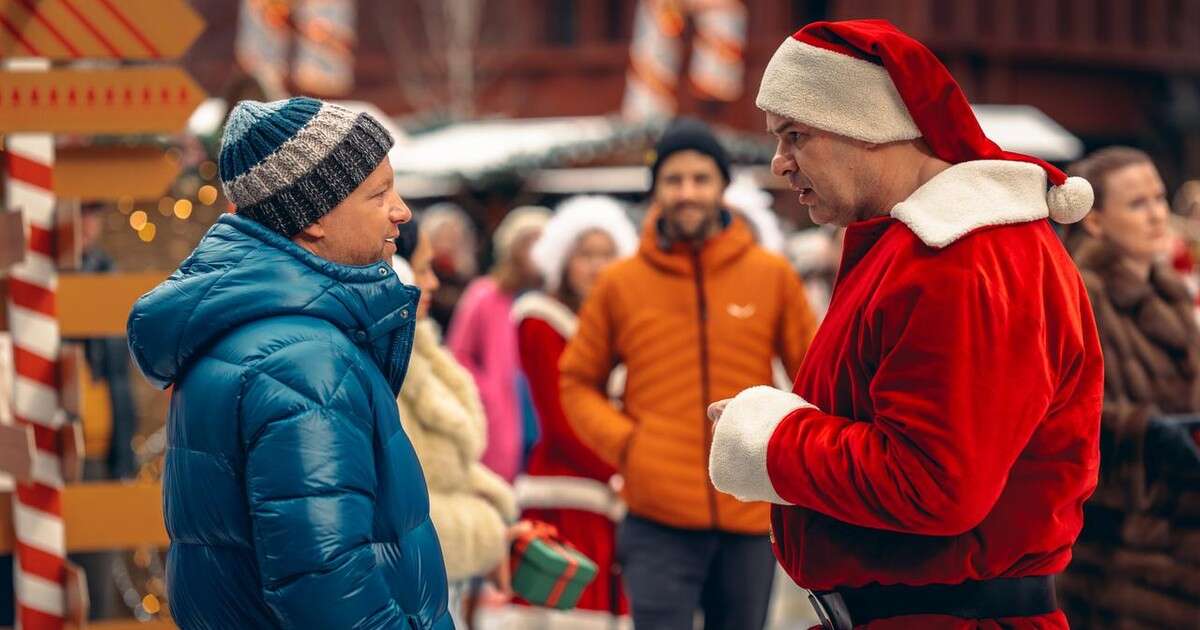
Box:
511;196;638;627
393;219;519;629
1060;147;1200;629
447;206;550;482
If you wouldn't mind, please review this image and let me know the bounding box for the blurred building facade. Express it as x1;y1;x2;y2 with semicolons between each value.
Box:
183;0;1200;184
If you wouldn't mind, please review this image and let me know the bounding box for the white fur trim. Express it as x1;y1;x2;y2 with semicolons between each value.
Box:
514;475;626;522
756;38;920;144
891;160;1050;249
1047;176;1094;224
501;604;631;629
512;291;578;338
725;174;785;254
708;385;811;505
510;292;629;403
531;196;639;292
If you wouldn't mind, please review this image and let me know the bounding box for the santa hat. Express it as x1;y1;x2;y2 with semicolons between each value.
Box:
756;19;1092;224
531;195;638;292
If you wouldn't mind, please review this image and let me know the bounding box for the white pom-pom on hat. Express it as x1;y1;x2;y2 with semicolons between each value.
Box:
1046;176;1094;224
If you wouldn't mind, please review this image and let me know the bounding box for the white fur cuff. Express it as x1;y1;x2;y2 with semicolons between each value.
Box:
708;386;812;505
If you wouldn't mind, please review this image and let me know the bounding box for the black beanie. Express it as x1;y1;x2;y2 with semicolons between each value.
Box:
650;117;731;190
395;217;420;261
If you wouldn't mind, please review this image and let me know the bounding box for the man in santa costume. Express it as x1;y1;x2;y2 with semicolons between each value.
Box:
708;19;1104;630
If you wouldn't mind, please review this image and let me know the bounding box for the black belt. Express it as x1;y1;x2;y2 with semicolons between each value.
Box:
808;575;1058;630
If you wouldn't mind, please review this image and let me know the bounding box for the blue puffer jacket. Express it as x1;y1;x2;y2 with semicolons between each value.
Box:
128;214;450;629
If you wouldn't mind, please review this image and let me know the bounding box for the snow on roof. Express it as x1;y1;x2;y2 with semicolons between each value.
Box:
389;116;636;178
972;104;1084;162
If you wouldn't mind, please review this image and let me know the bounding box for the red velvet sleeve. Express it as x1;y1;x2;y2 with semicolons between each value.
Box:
765;250;1087;536
518;318;616;480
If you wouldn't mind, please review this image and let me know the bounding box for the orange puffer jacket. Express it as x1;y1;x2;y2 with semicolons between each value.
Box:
560;211;817;534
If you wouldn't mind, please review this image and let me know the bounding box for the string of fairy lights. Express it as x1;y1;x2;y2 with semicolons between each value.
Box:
113;425;168;621
119;151;223;244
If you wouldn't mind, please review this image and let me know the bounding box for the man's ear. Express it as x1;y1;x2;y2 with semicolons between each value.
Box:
295;218;326;242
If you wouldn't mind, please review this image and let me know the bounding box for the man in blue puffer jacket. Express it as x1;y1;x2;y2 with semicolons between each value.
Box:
127;97;451;629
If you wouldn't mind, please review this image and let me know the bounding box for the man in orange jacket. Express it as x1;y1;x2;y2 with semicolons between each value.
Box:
559;117;818;629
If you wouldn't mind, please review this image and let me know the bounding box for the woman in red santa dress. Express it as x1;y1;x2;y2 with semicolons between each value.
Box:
510;195;638;627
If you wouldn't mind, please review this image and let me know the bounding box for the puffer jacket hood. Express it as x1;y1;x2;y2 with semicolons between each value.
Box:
129;213;418;393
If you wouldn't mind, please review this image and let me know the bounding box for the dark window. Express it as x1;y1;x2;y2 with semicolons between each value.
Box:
792;0;830;24
606;0;630;42
548;0;578;45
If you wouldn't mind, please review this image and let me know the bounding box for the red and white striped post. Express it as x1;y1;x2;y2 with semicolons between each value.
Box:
5;133;66;630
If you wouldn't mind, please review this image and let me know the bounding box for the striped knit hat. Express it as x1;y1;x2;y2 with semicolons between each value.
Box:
218;97;395;236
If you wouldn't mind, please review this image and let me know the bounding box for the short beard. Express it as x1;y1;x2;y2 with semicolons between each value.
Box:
665;206;719;244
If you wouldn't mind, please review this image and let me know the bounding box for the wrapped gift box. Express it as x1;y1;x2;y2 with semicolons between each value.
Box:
510;523;598;610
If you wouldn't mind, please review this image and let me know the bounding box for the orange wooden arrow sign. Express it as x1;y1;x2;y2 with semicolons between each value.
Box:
0;66;206;133
54;146;180;200
0;0;204;60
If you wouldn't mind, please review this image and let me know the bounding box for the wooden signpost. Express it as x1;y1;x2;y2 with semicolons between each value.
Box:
0;1;206;627
0;0;204;61
0;67;206;134
54;146;180;200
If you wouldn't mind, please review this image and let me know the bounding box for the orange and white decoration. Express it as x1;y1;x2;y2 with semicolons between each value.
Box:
622;0;747;121
236;0;357;97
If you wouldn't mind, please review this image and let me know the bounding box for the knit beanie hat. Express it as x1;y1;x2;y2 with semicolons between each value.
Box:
756;19;1092;224
219;96;395;236
531;195;639;292
650;117;731;191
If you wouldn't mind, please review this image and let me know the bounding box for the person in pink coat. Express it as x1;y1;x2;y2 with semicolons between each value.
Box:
447;206;550;481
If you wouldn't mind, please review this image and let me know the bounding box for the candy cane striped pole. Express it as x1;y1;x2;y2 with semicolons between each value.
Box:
688;0;746;102
622;0;686;121
293;0;357;96
5;133;66;630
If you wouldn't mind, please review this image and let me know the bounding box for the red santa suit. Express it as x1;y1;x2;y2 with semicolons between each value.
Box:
510;195;637;626
709;20;1103;630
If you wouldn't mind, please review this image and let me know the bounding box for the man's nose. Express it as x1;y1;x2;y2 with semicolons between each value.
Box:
391;192;412;223
679;179;700;200
772;151;795;178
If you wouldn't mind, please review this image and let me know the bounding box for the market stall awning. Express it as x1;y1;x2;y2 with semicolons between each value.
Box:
189;100;1085;197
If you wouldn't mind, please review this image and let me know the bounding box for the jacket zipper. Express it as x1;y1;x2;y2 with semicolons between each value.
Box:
692;249;719;530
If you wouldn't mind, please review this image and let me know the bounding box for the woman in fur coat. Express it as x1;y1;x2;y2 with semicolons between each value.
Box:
393;219;519;628
510;196;639;627
1060;147;1200;629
